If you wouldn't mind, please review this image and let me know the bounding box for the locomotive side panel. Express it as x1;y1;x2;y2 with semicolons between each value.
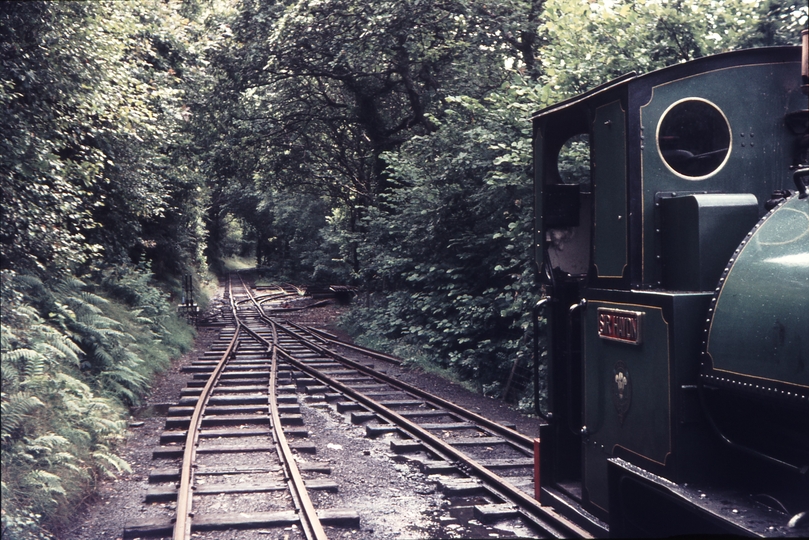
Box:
638;60;803;288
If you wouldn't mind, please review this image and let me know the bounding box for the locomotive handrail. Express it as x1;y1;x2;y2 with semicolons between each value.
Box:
533;297;551;419
568;299;587;438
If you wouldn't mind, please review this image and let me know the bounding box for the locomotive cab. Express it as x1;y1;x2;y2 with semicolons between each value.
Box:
532;44;809;536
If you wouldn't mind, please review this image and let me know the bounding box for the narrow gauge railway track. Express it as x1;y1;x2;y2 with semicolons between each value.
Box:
236;278;596;539
124;277;358;540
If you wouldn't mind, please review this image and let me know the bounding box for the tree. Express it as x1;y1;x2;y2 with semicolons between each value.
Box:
202;0;549;276
537;0;805;99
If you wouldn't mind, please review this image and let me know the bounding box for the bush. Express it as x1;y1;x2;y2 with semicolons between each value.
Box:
1;266;194;537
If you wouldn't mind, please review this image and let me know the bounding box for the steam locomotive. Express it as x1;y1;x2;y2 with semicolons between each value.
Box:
531;34;808;537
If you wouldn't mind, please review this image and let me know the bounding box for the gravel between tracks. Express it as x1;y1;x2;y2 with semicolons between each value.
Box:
60;301;544;540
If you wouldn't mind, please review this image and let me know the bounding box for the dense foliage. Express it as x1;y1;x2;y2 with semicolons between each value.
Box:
1;1;217;537
1;0;805;537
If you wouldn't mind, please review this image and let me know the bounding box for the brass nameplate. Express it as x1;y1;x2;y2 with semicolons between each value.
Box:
597;308;643;345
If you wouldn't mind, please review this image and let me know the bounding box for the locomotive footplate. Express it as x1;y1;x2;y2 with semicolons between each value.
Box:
607;457;806;538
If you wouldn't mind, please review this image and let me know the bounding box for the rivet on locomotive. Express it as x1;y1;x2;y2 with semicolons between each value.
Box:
531;31;809;537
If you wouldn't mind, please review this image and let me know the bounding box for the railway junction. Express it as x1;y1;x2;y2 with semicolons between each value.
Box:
64;273;580;540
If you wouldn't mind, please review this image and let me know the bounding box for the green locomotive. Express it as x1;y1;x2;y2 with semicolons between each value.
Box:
531;33;808;537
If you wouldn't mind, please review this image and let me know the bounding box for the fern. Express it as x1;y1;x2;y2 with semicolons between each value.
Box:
1;360;21;388
92;447;131;478
26;434;70;451
3;264;194;535
22;470;67;503
1;326;17;349
79;290;109;307
1;393;44;441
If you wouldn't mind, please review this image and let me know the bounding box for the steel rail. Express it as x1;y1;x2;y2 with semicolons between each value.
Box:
173;278;241;540
266;321;329;540
235;275;328;540
268;316;535;450
273;343;592;539
284;321;402;365
240;278;588;537
236;292;295;305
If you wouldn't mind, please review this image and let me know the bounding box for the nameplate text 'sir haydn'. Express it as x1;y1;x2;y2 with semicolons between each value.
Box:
597;308;643;345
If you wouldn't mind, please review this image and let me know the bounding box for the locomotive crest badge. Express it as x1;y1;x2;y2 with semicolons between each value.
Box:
612;360;631;426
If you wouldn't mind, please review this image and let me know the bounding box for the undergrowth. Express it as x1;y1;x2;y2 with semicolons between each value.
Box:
1;265;195;539
339;290;547;415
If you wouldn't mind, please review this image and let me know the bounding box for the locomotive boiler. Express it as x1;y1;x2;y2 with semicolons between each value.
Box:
531;34;808;537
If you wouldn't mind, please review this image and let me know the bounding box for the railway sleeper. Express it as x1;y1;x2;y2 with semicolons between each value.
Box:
358;390;413;400
351;411;376;424
305;393;333;402
389;436;509;454
438;477;486;496
167;404;300;416
419;459;459;475
181;385;262;396
477;458;535;469
189;359;272;368
165;413;287;429
309;369;357;377
165;415;258;430
178;394;297;406
473;503;521;523
152;441;318;458
418;422;476;431
144;478;339;502
123;508;359;538
336;401;365;412
293;362;344;370
365;424;400;438
345;383;390;392
368;417;505;438
332;376;378;384
186;378;270;388
295;377;325;387
160;426;308;444
399;410;456;419
390;439;425;453
192;370;271;379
